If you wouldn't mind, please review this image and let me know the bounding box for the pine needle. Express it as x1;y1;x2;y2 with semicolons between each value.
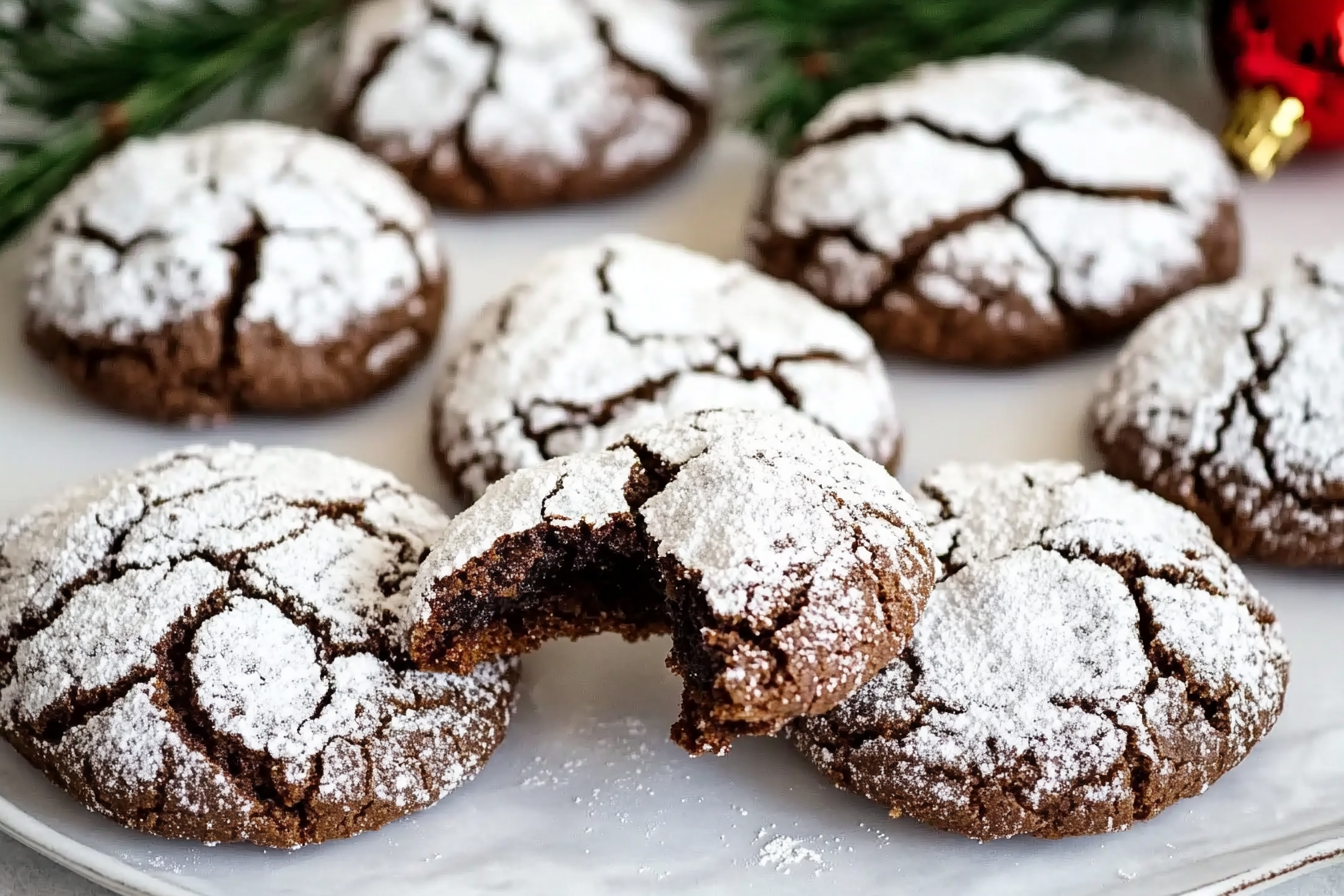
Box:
710;0;1201;149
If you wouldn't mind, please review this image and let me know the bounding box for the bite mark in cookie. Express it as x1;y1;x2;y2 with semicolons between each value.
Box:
433;234;903;502
789;462;1289;840
409;409;936;755
0;445;517;848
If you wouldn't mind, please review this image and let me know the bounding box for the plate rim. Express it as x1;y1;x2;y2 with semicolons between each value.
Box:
2;789;1342;896
0;792;192;896
1188;838;1344;896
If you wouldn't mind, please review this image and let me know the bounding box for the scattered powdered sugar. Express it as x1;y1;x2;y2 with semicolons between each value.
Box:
0;444;516;845
336;0;708;174
1092;267;1344;522
766;55;1236;317
435;233;901;499
757;835;827;873
27;121;441;346
791;461;1289;839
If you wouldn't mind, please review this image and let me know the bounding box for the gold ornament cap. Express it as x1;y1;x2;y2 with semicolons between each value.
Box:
1222;86;1312;180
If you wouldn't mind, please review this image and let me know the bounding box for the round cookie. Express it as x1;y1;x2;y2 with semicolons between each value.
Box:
25;121;447;424
408;408;937;755
333;0;711;211
1091;249;1344;565
0;444;517;848
434;234;903;502
748;55;1241;366
789;461;1289;841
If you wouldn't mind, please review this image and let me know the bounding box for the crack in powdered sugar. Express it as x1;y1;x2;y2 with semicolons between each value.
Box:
26;121;441;349
433;234;902;501
1092;251;1344;562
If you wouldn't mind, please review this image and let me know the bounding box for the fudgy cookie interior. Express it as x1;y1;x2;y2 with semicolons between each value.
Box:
411;463;757;753
410;519;669;670
410;410;936;756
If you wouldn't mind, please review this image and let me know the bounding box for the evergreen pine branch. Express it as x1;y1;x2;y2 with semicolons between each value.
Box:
710;0;1201;149
0;0;342;250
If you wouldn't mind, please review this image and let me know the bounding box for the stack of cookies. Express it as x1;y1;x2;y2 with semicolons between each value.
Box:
0;5;1306;860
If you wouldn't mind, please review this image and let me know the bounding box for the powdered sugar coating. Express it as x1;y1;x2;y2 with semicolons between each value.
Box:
1091;258;1344;564
790;462;1289;841
0;444;516;847
434;234;902;500
428;447;641;573
412;408;937;752
335;0;709;200
27;121;442;346
752;55;1240;363
773;127;1024;261
633;411;927;624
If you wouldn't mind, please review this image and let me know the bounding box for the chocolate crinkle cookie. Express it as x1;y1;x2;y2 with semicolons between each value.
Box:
748;55;1241;366
433;234;903;503
334;0;712;210
789;462;1289;841
1092;246;1344;565
0;445;518;848
408;409;937;755
25;121;447;425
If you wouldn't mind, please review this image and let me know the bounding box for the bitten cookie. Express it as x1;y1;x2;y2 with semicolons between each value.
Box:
334;0;712;210
1092;247;1344;565
433;234;903;502
789;462;1289;841
0;445;517;848
409;409;936;755
748;55;1241;366
25;121;446;424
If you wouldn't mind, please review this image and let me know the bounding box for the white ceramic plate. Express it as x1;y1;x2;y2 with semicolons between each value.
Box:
2;133;1344;896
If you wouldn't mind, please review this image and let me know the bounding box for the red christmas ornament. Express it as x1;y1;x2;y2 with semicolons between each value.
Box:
1210;0;1344;177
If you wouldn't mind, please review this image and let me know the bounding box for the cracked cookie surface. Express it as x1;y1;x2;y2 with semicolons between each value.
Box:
788;461;1289;841
25;121;447;424
747;55;1241;366
409;408;936;755
334;0;711;210
0;444;518;848
1092;248;1344;565
433;234;903;502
